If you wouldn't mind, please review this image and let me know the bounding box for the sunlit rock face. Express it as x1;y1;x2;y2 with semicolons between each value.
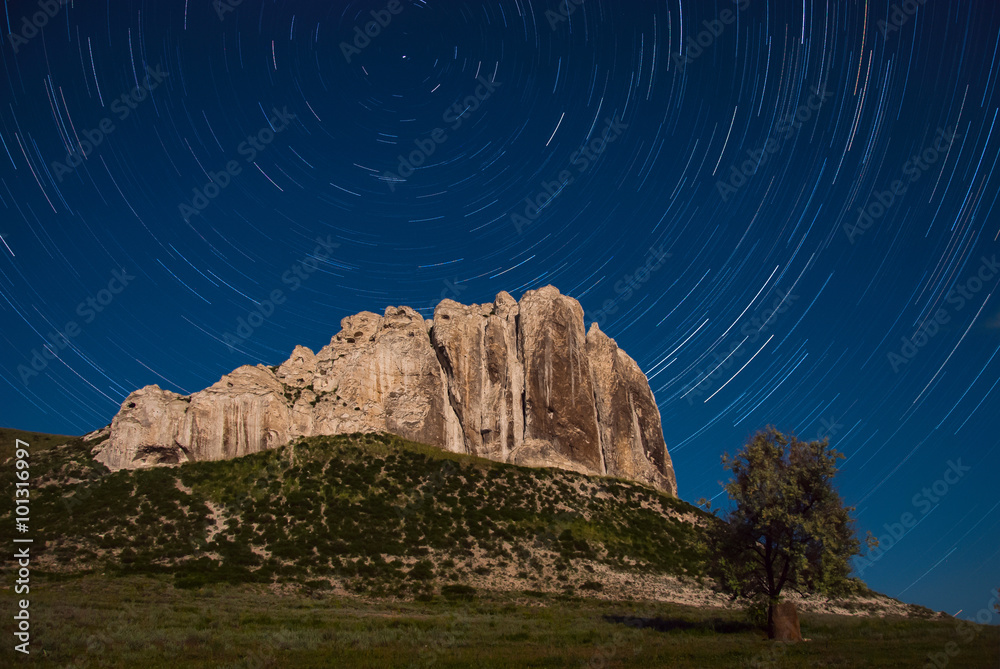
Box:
93;286;677;496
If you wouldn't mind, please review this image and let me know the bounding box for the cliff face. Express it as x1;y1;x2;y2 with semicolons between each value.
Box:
92;286;677;495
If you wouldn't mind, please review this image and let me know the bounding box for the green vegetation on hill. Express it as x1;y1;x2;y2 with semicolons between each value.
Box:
6;430;996;667
0;426;77;461
1;432;711;596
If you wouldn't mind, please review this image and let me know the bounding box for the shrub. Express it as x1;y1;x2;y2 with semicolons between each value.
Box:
408;560;434;580
441;584;476;601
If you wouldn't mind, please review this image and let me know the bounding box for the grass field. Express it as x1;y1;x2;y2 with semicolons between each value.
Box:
5;574;997;668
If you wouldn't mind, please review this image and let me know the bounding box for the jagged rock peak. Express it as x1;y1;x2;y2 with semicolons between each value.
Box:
93;286;677;495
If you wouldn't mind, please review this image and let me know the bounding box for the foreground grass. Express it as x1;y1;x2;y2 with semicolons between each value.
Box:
6;575;997;668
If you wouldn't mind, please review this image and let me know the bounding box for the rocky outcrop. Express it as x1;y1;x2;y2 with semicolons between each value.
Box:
772;602;804;641
92;286;677;495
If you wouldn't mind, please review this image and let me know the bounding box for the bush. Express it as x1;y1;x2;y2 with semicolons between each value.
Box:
408;560;434;580
745;595;772;631
441;584;476;601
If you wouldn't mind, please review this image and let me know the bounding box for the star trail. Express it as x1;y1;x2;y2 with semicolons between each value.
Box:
1;0;998;621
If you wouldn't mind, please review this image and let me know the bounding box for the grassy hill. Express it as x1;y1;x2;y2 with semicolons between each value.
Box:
3;430;998;667
3;431;713;597
0;426;77;461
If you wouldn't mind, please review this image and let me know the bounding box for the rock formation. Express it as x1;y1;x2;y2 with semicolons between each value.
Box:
772;602;804;642
92;286;677;495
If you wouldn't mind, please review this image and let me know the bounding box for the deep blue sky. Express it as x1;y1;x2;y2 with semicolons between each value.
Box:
1;0;998;624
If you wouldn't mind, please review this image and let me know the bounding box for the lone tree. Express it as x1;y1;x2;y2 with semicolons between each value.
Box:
708;426;870;638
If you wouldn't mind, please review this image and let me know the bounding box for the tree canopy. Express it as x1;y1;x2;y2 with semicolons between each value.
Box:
707;426;869;637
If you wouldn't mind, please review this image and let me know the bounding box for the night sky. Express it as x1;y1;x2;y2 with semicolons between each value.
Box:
2;0;998;622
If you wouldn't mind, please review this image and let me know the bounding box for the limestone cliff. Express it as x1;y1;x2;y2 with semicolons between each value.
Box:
92;286;677;495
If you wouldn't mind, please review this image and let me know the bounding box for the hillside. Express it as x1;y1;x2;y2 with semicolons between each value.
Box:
5;431;705;598
0;426;77;461
6;431;996;668
3;430;926;617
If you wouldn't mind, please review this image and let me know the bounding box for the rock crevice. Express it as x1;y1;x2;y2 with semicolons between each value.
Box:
94;286;677;495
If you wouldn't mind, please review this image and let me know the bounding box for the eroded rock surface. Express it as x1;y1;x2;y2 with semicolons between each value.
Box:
94;286;677;495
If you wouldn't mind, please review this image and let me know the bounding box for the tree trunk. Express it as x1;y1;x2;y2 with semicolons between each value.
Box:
766;601;776;639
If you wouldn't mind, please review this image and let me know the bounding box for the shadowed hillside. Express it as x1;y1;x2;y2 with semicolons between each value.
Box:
3;432;708;598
